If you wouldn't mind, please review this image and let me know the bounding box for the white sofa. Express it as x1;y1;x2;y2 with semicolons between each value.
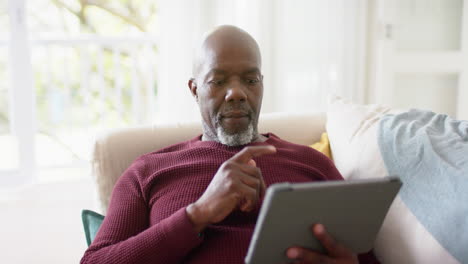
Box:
91;101;466;264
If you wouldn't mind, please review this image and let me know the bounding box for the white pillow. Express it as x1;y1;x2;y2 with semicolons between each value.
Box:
326;95;460;264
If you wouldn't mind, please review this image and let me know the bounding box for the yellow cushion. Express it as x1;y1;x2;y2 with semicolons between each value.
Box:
310;132;332;160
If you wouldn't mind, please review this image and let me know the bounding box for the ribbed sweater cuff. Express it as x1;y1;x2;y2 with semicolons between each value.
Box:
159;207;204;253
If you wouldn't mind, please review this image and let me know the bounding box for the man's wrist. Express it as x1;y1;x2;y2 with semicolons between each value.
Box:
186;202;209;233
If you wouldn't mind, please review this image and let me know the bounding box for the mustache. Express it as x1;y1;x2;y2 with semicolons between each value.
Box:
218;103;253;118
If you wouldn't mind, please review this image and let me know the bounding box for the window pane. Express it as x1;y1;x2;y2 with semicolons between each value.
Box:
26;0;158;180
0;1;8;37
0;3;20;171
31;43;157;169
0;46;20;171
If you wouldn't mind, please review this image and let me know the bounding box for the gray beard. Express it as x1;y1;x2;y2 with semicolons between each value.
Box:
216;122;255;146
202;119;256;147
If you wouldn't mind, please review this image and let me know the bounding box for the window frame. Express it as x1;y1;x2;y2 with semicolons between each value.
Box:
1;0;36;187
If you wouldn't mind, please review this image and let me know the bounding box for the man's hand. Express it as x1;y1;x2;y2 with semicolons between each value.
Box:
186;145;276;233
286;224;358;264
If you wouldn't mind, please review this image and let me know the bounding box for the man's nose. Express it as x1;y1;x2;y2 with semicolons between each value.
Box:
225;81;247;102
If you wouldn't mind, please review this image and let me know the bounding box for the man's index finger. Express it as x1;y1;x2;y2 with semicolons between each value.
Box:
231;145;277;164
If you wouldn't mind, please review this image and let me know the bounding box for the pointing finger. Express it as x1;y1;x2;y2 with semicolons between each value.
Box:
231;145;276;164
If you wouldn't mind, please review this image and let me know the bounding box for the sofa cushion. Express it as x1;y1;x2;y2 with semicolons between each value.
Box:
326;95;461;264
82;209;105;246
310;132;332;159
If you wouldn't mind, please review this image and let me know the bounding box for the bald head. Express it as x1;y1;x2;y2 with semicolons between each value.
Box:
192;25;262;79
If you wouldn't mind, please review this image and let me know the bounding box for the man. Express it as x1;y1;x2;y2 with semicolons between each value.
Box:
81;25;379;264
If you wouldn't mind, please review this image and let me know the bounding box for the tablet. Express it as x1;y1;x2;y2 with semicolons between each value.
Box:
244;176;402;264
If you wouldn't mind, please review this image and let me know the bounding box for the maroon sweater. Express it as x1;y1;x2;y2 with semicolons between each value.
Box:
81;133;380;264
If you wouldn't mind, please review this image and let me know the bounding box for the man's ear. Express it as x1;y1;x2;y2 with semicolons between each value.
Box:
188;78;198;101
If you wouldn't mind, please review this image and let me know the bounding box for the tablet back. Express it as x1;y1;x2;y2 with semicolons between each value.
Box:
245;177;402;264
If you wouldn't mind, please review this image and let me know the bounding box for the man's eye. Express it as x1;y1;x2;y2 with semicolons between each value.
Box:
247;78;259;84
209;80;223;85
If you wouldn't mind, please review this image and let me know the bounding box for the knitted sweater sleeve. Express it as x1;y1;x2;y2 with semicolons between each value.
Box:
80;159;203;264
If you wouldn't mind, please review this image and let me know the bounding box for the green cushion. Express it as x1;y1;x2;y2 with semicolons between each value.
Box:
81;209;105;246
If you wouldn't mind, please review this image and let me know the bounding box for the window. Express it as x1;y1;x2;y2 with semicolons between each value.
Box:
2;0;158;184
